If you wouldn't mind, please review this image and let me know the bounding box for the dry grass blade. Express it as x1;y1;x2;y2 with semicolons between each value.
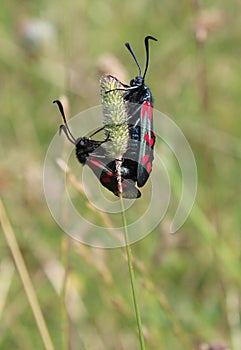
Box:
0;196;55;350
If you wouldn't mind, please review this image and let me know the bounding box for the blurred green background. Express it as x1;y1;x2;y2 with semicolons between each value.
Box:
0;1;240;349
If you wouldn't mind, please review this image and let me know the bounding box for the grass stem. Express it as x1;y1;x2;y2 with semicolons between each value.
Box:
119;196;146;350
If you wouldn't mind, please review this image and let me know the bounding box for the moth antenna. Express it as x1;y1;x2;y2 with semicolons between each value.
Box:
125;42;142;76
59;125;76;145
143;36;157;80
53;100;76;144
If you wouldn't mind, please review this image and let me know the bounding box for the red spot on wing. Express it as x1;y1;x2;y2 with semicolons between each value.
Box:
102;171;113;183
89;157;101;169
141;154;149;165
141;101;153;121
146;162;152;173
102;177;111;183
149;137;155;147
148;106;153;121
141;101;149;118
144;133;149;142
144;133;155;147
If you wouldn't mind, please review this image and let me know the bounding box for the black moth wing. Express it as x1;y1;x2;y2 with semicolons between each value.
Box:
102;161;141;199
86;155;141;199
123;99;155;188
136;100;155;187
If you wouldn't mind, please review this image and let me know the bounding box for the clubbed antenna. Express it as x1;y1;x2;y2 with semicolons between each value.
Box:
125;36;157;79
125;42;142;76
143;36;157;79
53;100;76;144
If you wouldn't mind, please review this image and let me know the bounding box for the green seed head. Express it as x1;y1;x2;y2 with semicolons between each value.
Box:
100;75;129;158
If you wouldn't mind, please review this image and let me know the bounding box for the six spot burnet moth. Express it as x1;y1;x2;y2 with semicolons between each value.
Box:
53;96;141;199
113;35;157;188
53;35;157;198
